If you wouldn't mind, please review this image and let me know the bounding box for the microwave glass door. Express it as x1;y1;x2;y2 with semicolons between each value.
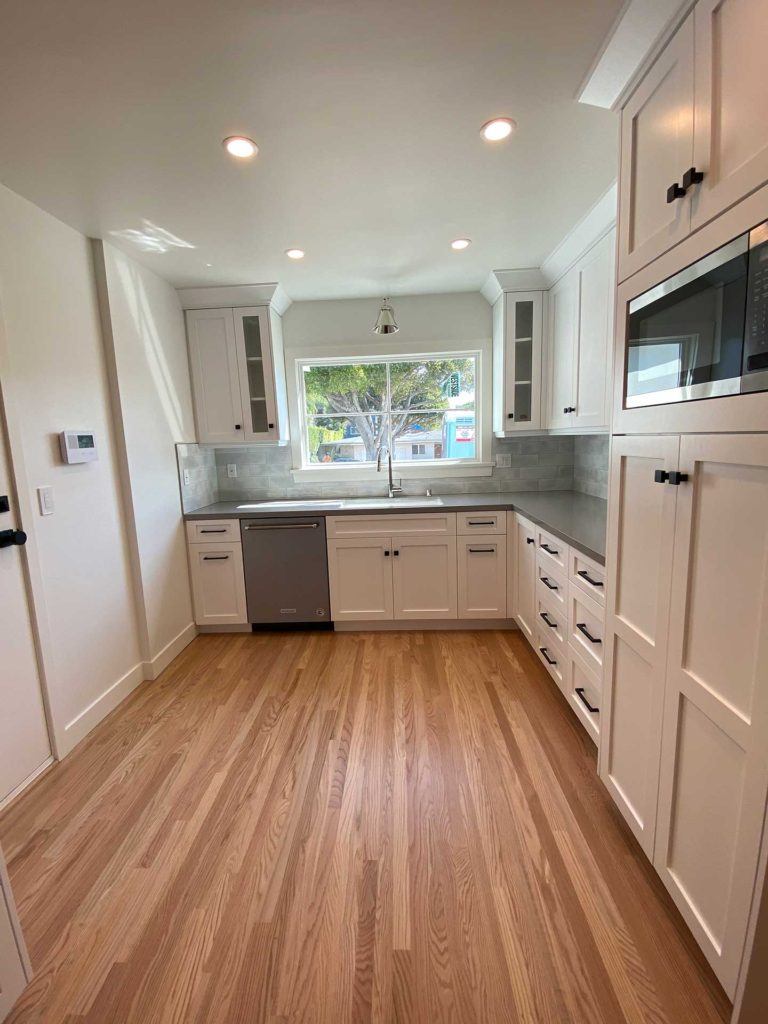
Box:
626;235;749;408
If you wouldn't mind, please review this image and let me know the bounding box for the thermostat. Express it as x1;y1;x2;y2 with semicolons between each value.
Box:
59;430;98;464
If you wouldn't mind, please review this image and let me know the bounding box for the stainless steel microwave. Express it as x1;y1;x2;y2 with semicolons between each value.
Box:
624;221;768;408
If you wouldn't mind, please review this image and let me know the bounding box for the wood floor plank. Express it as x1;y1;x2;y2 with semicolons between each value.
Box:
0;630;731;1024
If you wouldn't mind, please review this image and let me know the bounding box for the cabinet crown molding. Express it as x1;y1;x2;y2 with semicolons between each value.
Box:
177;282;292;314
481;269;548;305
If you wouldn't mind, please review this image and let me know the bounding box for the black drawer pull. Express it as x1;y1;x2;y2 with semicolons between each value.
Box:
682;166;704;190
540;576;558;591
469;547;495;554
575;687;599;714
577;569;603;588
539;647;557;666
654;469;669;484
526;537;535;545
200;528;227;533
202;555;229;561
468;520;495;526
539;611;557;628
666;182;686;203
668;471;688;485
384;550;390;556
577;622;602;644
540;542;559;555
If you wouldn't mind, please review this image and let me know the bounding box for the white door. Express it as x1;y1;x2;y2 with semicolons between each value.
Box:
599;434;679;858
653;433;768;997
328;537;393;621
457;535;507;619
512;514;536;641
188;542;247;626
618;12;695;281
573;231;614;430
233;307;279;443
0;398;51;806
392;536;457;620
504;292;543;431
691;0;768;231
187;308;244;444
546;271;578;429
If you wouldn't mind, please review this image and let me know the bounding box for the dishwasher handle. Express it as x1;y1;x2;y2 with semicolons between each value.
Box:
244;522;319;530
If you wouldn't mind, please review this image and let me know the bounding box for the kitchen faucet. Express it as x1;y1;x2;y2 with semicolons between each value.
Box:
376;445;402;499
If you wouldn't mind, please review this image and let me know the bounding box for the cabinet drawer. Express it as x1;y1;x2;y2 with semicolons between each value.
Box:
186;519;241;544
457;510;506;535
536;527;569;573
566;651;601;744
536;556;567;610
536;594;567;647
326;513;456;538
569;548;606;605
457;535;507;619
567;587;605;673
534;625;568;694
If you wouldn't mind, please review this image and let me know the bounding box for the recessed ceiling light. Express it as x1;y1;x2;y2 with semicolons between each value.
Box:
451;238;471;251
205;263;213;268
285;248;305;259
223;136;258;159
480;117;516;142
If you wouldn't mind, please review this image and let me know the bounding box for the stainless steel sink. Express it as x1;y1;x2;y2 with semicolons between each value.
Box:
237;500;344;510
236;496;444;511
340;496;445;509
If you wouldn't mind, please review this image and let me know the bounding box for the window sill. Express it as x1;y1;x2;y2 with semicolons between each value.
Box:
291;462;494;483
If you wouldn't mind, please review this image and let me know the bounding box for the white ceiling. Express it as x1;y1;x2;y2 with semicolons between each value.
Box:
0;0;622;301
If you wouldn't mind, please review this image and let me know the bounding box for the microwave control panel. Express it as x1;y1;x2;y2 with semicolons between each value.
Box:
744;224;768;374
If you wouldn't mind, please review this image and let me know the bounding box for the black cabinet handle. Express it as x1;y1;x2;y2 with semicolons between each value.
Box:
540;576;558;591
508;412;514;419
575;687;599;714
384;550;390;556
469;547;495;553
540;542;559;555
577;569;603;588
202;554;229;561
577;622;602;644
682;167;704;190
468;520;495;526
562;406;576;414
393;550;400;557
268;422;275;429
200;528;227;534
0;528;27;548
667;182;686;203
668;471;688;485
526;537;535;545
654;469;669;484
235;424;242;430
539;647;557;666
539;611;557;628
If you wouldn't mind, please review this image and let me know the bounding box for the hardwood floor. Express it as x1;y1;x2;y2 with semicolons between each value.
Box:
0;630;730;1024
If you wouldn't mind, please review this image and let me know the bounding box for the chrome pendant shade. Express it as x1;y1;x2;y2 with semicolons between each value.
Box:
373;297;399;334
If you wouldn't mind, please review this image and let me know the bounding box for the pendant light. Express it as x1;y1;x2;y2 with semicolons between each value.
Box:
373;297;399;335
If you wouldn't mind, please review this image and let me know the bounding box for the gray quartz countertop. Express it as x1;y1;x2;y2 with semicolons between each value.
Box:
185;490;607;564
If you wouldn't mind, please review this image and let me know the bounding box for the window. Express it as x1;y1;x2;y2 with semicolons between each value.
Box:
299;354;478;467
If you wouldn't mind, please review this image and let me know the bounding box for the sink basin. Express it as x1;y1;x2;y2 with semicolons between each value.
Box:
236;496;445;511
237;499;344;510
340;496;445;509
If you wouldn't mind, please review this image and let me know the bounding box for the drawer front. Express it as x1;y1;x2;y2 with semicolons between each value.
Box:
569;548;606;605
186;519;241;544
326;513;456;538
536;556;567;610
534;625;568;694
568;587;605;672
536;594;566;647
536;527;569;573
457;510;506;535
567;651;602;744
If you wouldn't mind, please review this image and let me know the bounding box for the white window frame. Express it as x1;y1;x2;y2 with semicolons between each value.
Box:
288;341;492;482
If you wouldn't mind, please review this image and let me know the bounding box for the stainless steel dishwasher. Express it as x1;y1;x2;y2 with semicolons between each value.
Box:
240;517;331;625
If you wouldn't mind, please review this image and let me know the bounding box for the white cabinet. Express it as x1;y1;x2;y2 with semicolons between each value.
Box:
393;536;458;620
0;849;29;1021
509;513;536;641
601;432;768;997
457;535;506;619
187;305;288;445
327;537;394;621
618;0;768;281
492;291;544;434
187;520;247;626
544;230;614;432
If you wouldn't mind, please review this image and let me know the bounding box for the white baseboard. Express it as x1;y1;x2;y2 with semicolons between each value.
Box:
61;661;146;756
333;618;519;632
0;756;55;814
143;622;197;680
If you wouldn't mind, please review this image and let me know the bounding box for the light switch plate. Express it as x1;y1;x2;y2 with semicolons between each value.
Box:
227;464;237;478
495;453;512;468
37;485;55;515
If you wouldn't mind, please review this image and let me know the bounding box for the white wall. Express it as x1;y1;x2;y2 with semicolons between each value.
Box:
0;184;143;754
93;241;196;675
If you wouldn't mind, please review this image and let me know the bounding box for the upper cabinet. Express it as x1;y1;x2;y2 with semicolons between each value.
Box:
492;291;544;434
187;305;289;445
545;230;615;432
618;0;768;283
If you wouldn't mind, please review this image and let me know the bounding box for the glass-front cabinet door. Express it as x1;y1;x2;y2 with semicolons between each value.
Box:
233;307;278;441
503;291;543;431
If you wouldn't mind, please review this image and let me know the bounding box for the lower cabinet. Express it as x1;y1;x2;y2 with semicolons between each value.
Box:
326;538;394;621
509;513;536;640
457;535;506;619
187;522;247;626
601;431;768;998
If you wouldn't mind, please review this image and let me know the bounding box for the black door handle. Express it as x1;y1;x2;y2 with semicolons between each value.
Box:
202;554;229;561
539;611;557;628
393;550;400;556
576;569;603;588
540;543;559;555
668;471;688;485
577;622;602;644
268;422;275;429
540;576;558;591
654;469;669;483
575;688;599;714
667;182;686;203
507;412;514;419
526;537;535;544
0;528;27;548
469;547;496;554
539;647;557;666
563;406;576;414
682;167;704;190
235;424;242;430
